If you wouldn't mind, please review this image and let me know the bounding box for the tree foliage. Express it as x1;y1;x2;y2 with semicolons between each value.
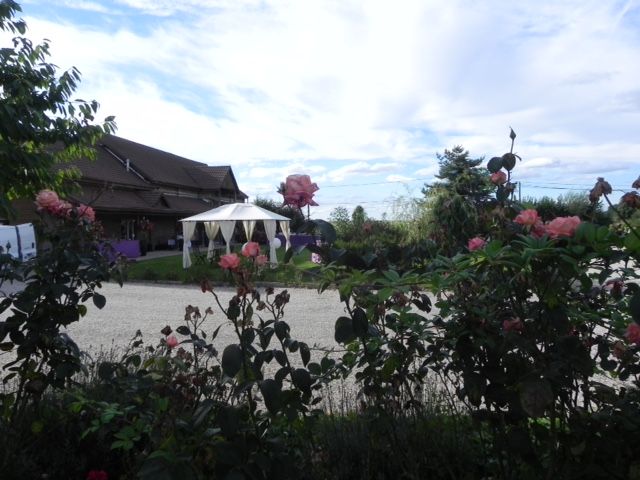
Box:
422;145;490;199
0;0;115;219
253;196;305;232
422;146;491;255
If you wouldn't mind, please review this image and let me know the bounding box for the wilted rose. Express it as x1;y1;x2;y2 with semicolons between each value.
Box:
467;237;486;251
241;241;260;257
160;325;172;336
621;192;640;208
490;171;507;185
35;189;60;210
589;177;612;203
613;340;627;359
200;279;213;293
514;209;540;227
545;216;581;239
219;253;241;270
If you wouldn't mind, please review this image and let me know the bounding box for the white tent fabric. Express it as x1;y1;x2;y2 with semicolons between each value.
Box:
204;221;220;259
181;221;197;268
242;220;256;242
180;203;291;268
280;221;291;250
264;220;277;264
219;221;235;254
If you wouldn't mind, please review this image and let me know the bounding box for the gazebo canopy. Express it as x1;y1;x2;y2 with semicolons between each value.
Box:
179;203;291;268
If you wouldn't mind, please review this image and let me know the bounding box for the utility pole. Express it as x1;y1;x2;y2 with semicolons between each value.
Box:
518;182;521;202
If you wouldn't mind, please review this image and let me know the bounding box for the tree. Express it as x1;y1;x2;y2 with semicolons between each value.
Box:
253;197;305;232
422;146;490;200
422;146;491;255
0;0;115;219
329;206;350;239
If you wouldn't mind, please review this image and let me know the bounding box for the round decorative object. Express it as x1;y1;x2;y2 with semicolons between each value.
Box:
271;237;282;249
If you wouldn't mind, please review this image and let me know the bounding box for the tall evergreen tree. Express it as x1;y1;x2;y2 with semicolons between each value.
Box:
422;146;490;201
422;146;491;255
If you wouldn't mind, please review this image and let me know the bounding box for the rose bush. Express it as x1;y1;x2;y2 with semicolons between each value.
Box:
321;131;640;477
1;190;122;426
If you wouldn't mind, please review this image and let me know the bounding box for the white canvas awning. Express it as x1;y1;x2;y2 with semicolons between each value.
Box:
179;203;291;268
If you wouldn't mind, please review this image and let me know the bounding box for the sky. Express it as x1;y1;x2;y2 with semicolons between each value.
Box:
13;0;640;218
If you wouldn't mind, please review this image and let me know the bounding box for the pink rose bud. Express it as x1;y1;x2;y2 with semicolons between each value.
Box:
514;209;540;227
545;216;581;239
490;171;507;185
241;241;260;257
624;323;640;345
467;237;486;251
219;253;241;270
255;254;268;266
166;335;179;349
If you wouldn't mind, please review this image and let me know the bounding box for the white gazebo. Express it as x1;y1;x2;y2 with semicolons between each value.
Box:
179;203;291;268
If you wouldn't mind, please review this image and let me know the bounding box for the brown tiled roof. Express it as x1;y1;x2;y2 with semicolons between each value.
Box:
162;195;213;214
69;187;161;213
99;135;242;192
55;145;150;189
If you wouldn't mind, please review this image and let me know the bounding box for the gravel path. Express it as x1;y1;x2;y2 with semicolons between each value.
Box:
60;282;347;358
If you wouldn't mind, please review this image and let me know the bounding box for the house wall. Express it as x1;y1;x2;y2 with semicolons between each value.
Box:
148;216;180;250
9;198;40;225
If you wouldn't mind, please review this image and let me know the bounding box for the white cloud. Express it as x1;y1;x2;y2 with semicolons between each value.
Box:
16;0;640;216
57;1;112;13
386;174;414;183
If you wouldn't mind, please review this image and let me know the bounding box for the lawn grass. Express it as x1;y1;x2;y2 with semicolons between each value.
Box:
125;248;320;286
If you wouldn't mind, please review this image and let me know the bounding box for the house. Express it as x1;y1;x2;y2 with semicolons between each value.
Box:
13;134;247;253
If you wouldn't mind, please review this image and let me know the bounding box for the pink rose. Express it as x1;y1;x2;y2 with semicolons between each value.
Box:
531;220;546;238
467;237;486;251
625;323;640;345
503;318;524;333
283;174;319;208
219;253;241;270
545;216;581;239
77;204;96;223
241;241;260;257
514;209;540;227
255;254;268;266
50;200;73;218
166;335;179;349
490;171;507;185
35;189;60;210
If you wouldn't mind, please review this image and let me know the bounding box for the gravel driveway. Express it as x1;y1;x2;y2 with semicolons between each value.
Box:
60;282;348;359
